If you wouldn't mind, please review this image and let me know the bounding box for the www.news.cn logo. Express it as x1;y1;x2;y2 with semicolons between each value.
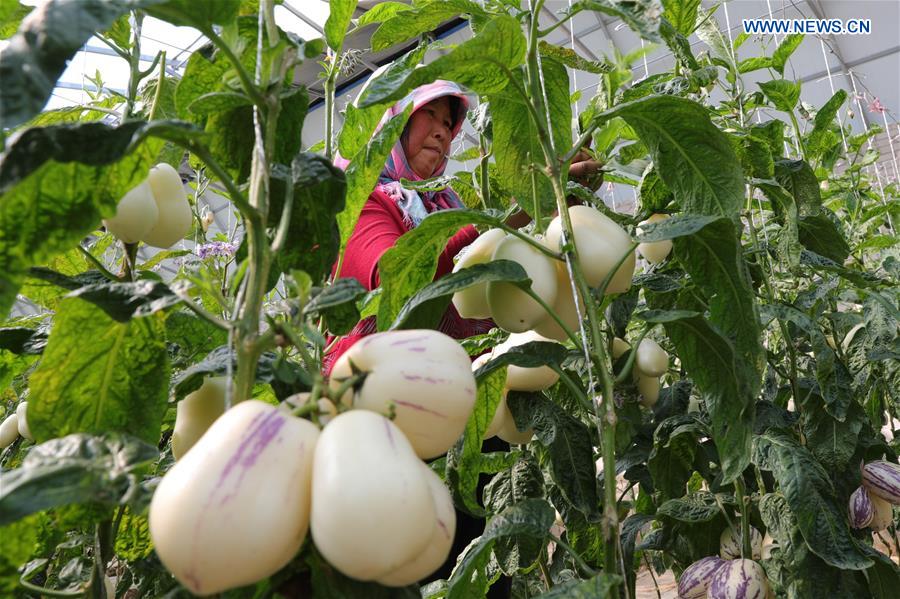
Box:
743;18;872;35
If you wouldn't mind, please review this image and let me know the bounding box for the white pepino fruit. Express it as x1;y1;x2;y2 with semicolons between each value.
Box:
635;338;668;377
375;460;456;586
545;205;636;294
636;374;660;408
103;180;159;243
0;413;19;449
310;411;436;582
451;228;507;319
16;401;33;441
678;556;726;599
533;255;586;342
149;401;319;596
142;163;193;248
492;331;560;392
329;329;477;459
485;235;559;333
171;377;230;460
636;213;674;264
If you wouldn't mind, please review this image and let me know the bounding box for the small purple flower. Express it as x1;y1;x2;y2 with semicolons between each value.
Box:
196;241;237;259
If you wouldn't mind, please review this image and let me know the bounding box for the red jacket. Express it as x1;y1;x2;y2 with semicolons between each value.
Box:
323;188;494;374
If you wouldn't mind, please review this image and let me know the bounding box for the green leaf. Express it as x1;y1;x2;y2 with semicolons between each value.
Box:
695;7;734;73
484;452;545;574
756;179;802;269
738;56;773;74
145;0;240;30
27;299;169;445
566;0;662;42
324;0;357;51
370;0;486;52
538;41;612;74
662;0;701;35
307;548;420;598
659;17;699;70
303;278;366;336
639;307;754;482
635;214;719;242
164;311;228;369
0;0;160;128
647;414;701;498
0;433;157;525
359;15;526;107
657;491;722;522
338;105;412;254
759;79;802;112
799;387;865;471
798;214;850;263
171;345;312;399
758;492;795;545
446;498;554;599
606;95;744;218
113;507;154;561
0;512;46;594
508;394;599;518
268;152;347;284
774;159;823;216
0;123;165;316
61;280;181;323
375;208;501;331
491;58;570;220
0;0;31;40
638;166;673;212
0;324;48;355
806;89;846;158
446;367;508;516
753;431;872;570
536;573;622;598
772;34;804;74
865;546;900;599
356;1;410;28
390;260;529;331
800;250;885;288
761;303;853;419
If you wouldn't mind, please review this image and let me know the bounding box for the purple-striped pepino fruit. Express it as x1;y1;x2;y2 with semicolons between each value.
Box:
709;559;772;599
849;485;875;529
720;524;763;559
149;400;319;596
678;556;726;598
862;460;900;504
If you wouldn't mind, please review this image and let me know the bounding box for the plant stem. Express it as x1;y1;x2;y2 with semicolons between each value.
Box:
787;111;807;160
549;533;599;577
123;11;143;120
524;0;620;580
233;1;284;404
79;245;119;281
538;545;553;590
324;51;338;161
478;133;493;210
734;477;752;558
200;26;267;107
147;51;166;121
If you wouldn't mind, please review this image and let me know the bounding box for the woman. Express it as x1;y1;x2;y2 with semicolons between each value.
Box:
326;80;600;593
324;80;495;375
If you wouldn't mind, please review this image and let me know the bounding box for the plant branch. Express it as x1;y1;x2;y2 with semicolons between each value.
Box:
200;26;267;107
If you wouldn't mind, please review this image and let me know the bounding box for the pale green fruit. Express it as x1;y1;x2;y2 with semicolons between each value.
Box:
545;205;636;294
142;163;192;248
171;377;230;460
637;213;674;264
451;228;507;319
103;180;159;243
485;235;558;333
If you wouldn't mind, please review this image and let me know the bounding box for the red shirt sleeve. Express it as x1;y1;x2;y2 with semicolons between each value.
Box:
336;188;479;289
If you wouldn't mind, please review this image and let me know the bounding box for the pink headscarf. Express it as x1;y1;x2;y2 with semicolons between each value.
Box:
335;80;471;227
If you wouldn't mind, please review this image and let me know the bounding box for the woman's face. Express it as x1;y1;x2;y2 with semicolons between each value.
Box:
403;97;454;179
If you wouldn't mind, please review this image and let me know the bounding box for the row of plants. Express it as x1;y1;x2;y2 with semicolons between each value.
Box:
0;0;898;597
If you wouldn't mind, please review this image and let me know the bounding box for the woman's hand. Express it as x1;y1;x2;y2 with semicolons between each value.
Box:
568;149;604;192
